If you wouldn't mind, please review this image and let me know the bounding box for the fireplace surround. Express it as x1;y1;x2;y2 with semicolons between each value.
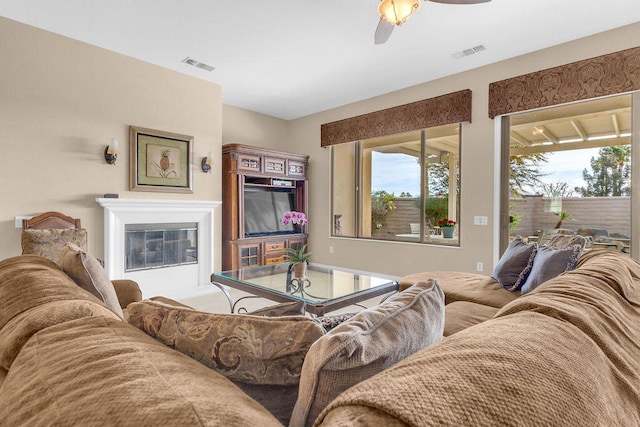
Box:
96;198;221;298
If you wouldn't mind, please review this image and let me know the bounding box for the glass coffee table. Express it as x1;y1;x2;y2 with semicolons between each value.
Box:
210;264;399;316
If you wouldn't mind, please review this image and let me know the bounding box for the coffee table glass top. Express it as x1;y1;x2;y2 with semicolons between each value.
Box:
211;263;398;315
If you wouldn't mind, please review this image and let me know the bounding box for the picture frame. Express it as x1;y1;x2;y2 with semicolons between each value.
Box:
129;126;194;193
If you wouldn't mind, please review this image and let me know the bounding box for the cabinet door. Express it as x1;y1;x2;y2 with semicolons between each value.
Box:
238;243;261;268
238;154;261;173
288;238;306;253
264;157;286;176
288;160;306;177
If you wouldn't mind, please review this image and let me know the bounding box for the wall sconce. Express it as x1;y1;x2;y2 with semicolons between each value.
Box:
201;151;213;173
104;138;119;165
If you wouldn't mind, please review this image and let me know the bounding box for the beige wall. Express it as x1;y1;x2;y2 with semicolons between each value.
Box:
222;104;289;152
3;15;640;279
0;17;223;264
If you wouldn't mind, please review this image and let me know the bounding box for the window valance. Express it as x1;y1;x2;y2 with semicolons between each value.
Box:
321;89;472;147
488;46;640;119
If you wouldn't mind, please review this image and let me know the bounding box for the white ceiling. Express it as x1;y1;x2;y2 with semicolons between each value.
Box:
1;0;640;120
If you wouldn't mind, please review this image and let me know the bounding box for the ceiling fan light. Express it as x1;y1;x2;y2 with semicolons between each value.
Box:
378;0;421;25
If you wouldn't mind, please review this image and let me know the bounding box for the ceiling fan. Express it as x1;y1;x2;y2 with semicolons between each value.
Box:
375;0;492;45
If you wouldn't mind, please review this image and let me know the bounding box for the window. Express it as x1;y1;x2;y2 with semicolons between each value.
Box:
331;124;461;246
502;94;636;256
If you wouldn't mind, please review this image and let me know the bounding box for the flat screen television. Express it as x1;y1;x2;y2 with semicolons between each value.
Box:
244;187;298;237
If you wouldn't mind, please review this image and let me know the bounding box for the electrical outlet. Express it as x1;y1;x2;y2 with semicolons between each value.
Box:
476;262;484;272
329;246;334;254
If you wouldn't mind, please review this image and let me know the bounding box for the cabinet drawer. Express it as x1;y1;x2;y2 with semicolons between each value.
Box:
265;255;285;265
265;242;285;252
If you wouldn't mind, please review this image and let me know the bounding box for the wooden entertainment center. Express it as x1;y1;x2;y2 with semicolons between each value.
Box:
222;144;309;270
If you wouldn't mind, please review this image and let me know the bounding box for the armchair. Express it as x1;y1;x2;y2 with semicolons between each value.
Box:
20;211;143;310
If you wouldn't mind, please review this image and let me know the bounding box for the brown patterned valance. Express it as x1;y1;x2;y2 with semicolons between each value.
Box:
321;89;472;147
489;46;640;118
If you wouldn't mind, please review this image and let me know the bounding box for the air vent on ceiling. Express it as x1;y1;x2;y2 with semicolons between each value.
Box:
182;57;215;72
452;45;486;59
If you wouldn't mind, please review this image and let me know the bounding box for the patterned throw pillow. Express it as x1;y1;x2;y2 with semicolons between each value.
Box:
21;228;88;267
546;234;588;251
126;300;326;386
317;313;357;332
289;279;445;427
492;236;537;291
248;300;306;317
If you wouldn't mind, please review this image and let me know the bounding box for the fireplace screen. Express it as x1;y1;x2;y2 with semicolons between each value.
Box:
125;222;198;271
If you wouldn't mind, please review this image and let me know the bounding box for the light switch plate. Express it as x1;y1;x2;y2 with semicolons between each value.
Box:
15;216;32;229
473;215;488;225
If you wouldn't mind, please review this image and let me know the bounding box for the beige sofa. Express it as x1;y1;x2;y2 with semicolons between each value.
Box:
0;255;283;425
399;268;520;337
2;249;639;426
317;249;640;425
0;253;444;426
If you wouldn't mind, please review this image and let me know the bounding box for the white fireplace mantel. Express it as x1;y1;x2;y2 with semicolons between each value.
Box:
96;198;221;297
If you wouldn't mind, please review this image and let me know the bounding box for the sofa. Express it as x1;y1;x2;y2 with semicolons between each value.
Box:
1;248;639;426
0;251;444;426
0;254;284;426
316;248;640;426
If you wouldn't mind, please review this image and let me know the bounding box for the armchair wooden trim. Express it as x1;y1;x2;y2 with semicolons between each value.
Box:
23;211;81;230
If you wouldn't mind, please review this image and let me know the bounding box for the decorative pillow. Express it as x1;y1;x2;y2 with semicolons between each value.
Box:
59;243;124;318
317;313;357;332
21;228;88;267
492;236;537;291
289;279;445;427
248;300;306;317
126;300;326;386
520;244;583;295
546;234;588;251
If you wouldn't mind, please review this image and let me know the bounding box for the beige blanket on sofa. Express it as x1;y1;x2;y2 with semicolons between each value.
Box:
317;249;640;426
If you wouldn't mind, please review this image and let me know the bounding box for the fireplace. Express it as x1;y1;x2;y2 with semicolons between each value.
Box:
125;222;198;272
96;198;221;299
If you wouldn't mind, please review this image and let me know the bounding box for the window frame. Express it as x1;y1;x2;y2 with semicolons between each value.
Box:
331;125;462;246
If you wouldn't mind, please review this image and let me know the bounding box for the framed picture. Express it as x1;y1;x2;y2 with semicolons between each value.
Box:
129;126;194;193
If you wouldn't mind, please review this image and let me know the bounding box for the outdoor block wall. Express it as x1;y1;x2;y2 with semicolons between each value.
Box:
510;196;630;237
373;197;630;240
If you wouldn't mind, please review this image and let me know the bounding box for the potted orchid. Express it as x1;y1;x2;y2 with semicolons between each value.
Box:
281;211;308;229
281;211;311;278
438;218;456;239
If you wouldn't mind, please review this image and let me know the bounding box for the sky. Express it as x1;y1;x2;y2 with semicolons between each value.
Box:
371;148;603;197
371;152;421;196
532;147;601;195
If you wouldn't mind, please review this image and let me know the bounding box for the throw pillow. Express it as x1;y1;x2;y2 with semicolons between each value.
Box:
519;244;583;295
59;243;124;318
546;234;588;251
21;228;88;267
317;313;357;332
492;236;537;291
248;300;306;317
126;300;326;386
289;279;445;427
